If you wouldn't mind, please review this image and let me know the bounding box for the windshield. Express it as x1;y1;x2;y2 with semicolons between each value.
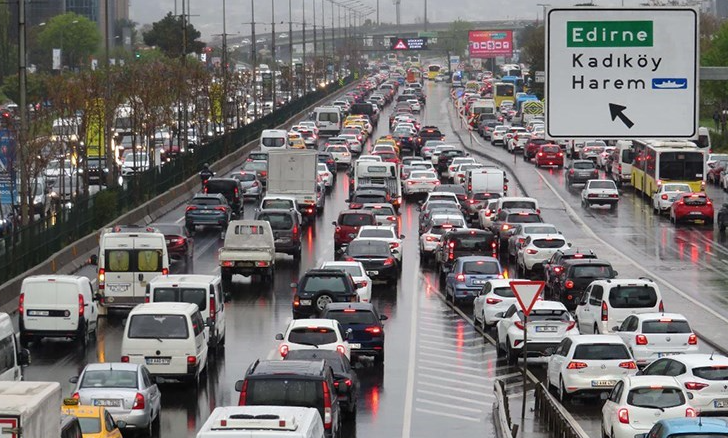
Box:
80;370;138;389
462;261;500;275
152;287;207;311
353;194;387;203
453;234;494;251
608;286;657;308
191;197;222;206
128;314;189;339
507;213;542;223
246;380;323;408
77;418;102;434
326;310;378;325
262;200;294;209
572;344;631;360
627;387;685;409
243;162;266;171
359;229;394;238
262;137;286;147
532;239;566;249
693;366;728;381
659;152;704;180
236;173;256;182
572;265;612;278
502;201;536;210
340;214;374;227
493;287;515;297
301;276;347;293
663;184;691;192
289;327;337;344
524;226;558;234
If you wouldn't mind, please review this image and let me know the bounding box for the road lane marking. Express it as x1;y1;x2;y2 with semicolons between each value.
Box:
418;338;486;351
418;380;493;397
415;398;484;413
418;373;489;389
418;388;494;401
418;349;497;361
417;364;494;381
415;407;483;422
400;268;421;438
418;344;485;357
418;357;495;373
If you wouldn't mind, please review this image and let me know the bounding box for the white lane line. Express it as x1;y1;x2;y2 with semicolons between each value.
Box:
414;407;482;422
418;338;485;351
417;364;493;381
418;380;492;397
417;388;494;403
418;349;497;362
401;269;421;438
418;344;485;357
418;373;489;389
175;215;185;224
418;357;493;373
415;398;484;413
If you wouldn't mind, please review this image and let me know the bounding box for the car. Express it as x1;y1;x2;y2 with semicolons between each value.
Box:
581;179;620;208
613;313;698;367
580;144;605;162
506;131;531;154
204;178;244;217
341;239;399;286
490;209;544;254
491;126;508;145
416;126;444;151
318;152;337;174
473;279;518;329
453;163;486;186
670;192;714;225
433;184;469;208
516;233;571;278
321;303;387;365
61;398;124;438
291;269;359;318
550;259;618;310
232;171;263;202
69;362;161;436
338;134;363;154
360;203;398;232
709;160;728;185
446;157;477;181
534;144;564;168
419;216;467;260
478;199;501;230
276;318;351;359
241;160;268;186
436;150;467;176
325;145;352;167
349;188;390;209
524;138;551;161
320;261;372;303
283;350;360;418
597;146;617;170
496;300;579;365
430;144;458;166
506;223;560;262
420;141;445;159
317;163;334;190
543;248;598;294
435;229;498;283
651;183;692;214
152;223;193;264
407;98;421;112
254;208;302;259
546;335;638;403
444;256;503;305
641;418;728;438
565;160;600;185
601;376;696;438
184;193;231;235
332;210;377;252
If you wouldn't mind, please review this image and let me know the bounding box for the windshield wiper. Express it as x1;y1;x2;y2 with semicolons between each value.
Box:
640;405;666;412
293;341;320;348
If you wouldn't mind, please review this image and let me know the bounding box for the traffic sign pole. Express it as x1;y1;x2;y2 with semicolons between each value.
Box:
522;314;528;418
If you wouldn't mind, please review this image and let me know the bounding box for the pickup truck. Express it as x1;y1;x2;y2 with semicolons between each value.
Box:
219;220;275;286
351;161;402;212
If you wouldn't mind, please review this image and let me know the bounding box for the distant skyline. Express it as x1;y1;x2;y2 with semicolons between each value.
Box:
130;0;661;40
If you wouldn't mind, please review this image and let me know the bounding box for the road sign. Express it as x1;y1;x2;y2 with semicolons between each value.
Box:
450;55;460;66
389;37;428;51
535;71;545;83
509;281;545;317
545;8;698;138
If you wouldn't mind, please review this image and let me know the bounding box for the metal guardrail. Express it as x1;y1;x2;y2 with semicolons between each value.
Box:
493;380;519;438
534;383;591;438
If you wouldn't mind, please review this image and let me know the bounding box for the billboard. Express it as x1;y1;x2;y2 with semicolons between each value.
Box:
389;37;428;50
469;30;513;58
85;99;105;158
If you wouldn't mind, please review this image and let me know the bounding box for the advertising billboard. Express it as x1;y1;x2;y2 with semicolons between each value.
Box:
389;37;428;50
469;30;514;58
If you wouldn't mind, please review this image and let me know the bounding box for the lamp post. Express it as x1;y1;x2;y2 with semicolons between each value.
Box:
302;0;307;93
250;0;257;119
271;0;277;109
288;0;294;98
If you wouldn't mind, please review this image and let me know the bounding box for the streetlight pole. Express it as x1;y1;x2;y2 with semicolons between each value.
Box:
302;0;307;93
17;0;28;225
330;0;334;81
251;0;257;119
271;0;277;109
313;0;318;86
321;0;326;82
222;0;230;136
288;0;294;98
424;0;427;31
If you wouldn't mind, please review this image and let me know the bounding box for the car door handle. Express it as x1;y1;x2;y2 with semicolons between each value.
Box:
138;274;144;281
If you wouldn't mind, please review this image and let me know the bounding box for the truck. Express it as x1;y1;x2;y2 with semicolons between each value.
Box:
267;150;319;223
219;220;276;286
0;381;62;438
351;161;402;212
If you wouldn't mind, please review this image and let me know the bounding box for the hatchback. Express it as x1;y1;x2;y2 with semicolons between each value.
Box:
670;192;714;225
534;144;564;168
275;319;351;360
342;239;399;286
321;303;387;365
613;313;698;366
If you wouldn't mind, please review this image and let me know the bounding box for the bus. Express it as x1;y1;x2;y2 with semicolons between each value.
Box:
427;64;442;80
493;82;515;109
501;75;524;93
631;140;706;198
406;67;422;84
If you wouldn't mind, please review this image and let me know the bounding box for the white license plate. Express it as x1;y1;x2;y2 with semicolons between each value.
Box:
107;284;130;293
299;299;312;306
93;399;122;407
657;352;680;358
591;380;616;387
28;310;49;316
598;194;610;198
535;326;557;332
715;400;728;408
350;343;361;349
689;211;702;215
367;271;379;276
146;357;171;365
473;279;487;285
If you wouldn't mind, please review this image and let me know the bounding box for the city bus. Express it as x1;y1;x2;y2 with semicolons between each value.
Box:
406;67;422;84
500;75;524;93
427;64;442;80
631;140;706;198
493;82;515;109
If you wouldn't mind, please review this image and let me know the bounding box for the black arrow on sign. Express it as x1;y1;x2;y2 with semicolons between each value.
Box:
609;103;634;129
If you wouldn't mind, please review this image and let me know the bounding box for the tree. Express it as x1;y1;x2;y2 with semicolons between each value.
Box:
519;25;545;97
0;3;15;81
143;12;205;58
36;13;101;70
702;20;728;109
438;19;473;58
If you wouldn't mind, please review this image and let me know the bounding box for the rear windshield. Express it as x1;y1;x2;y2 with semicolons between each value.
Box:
340;214;375;227
364;206;395;216
533;239;566;249
541;146;560;153
352;194;387;204
692;366;728;381
473;193;496;201
493;287;514;298
236;173;256;182
572;344;631;360
289;327;338;344
453;234;494;251
128;314;189;339
348;241;391;256
430;195;457;202
627;387;685;409
641;320;691;334
507;213;542;223
105;250;164;273
462;261;500;275
502;201;536;210
572;265;612;278
684;195;708;205
524;225;557;234
589;181;616;189
205;181;235;193
262;137;286;147
246;379;323;408
152;288;207;311
573;161;595;169
257;213;294;230
191;197;223;206
608;286;657;308
326;310;378;325
262;200;294;209
80;370;138;389
522;309;570;322
301;276;347;293
243;162;266;171
359;229;393;239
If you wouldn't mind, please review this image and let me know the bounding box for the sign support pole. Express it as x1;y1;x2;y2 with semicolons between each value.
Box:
521;315;528;418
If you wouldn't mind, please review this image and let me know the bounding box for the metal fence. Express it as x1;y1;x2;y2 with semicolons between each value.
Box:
533;383;590;438
0;76;355;283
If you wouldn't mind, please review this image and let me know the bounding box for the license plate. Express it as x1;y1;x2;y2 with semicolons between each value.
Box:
367;271;379;276
107;284;130;293
535;326;557;332
299;299;312;306
473;279;487;285
145;357;171;365
715;399;728;408
657;352;680;358
237;262;254;267
93;399;122;407
28;310;49;316
350;343;361;349
689;211;702;215
275;238;290;243
165;239;171;244
591;380;616;387
598;194;610;198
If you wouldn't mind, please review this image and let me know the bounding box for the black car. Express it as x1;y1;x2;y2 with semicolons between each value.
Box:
342;239;398;286
550;259;617;310
349;189;389;209
284;350;360;417
204;177;243;217
83;157;108;186
543;248;598;292
235;360;344;437
184;193;232;235
153;223;193;264
321;303;387;365
434;229;497;282
416;126;444;151
565;160;600;185
291;269;359;318
489;208;544;253
436;150;467;175
318;152;337;174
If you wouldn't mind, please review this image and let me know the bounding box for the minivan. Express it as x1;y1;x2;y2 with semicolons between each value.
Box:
313;107;342;137
146;275;229;353
0;312;30;381
96;227;169;310
197;406;325;438
121;302;208;385
259;129;289;154
19;275;98;348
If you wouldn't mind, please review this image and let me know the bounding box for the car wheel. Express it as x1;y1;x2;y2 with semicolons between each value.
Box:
316;293;334;311
559;377;572;403
506;339;518;365
152;411;161;436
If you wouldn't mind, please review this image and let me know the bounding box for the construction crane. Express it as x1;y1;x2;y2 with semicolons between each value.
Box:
393;0;401;25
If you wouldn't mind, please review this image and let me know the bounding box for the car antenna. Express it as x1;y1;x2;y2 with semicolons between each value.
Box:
710;351;715;361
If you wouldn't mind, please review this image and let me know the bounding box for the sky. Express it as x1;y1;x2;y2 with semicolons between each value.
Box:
129;0;665;40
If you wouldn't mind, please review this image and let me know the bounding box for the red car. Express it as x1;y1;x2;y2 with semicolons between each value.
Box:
524;138;550;160
534;144;564;168
372;151;400;165
670;192;714;225
332;210;377;252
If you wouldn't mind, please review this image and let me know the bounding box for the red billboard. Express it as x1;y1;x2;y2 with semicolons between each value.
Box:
468;30;514;58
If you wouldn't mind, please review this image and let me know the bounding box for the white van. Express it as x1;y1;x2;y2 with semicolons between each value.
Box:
495;196;540;214
197;406;324;438
260;129;289;154
610;140;635;187
312;106;342;136
0;312;30;381
146;275;229;353
97;227;169;310
18;275;98;348
121;302;208;384
465;167;507;196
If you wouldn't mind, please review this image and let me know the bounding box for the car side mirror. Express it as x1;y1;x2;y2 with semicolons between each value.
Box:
290;282;298;289
613;271;619;277
399;234;406;239
93;293;102;302
116;420;127;430
88;254;98;265
275;333;284;340
234;380;245;392
612;326;620;332
18;348;30;366
494;312;504;318
69;375;79;384
205;317;213;327
379;314;388;321
331;221;337;226
567;242;572;247
543;347;555;356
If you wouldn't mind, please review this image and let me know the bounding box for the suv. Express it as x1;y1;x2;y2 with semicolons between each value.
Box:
254;208;302;260
185;193;231;235
415;126;444;152
234;359;343;438
543;248;598;293
204;177;243;217
550;259;618;310
291;269;359;318
435;229;497;283
332;210;377;252
321;303;387;365
490;209;544;253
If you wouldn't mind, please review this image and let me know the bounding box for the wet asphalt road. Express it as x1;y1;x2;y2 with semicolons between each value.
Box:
18;82;546;438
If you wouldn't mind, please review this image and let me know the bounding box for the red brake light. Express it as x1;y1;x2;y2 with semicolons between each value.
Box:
486;297;502;305
526;249;538;255
121;355;129;363
566;361;588;369
336;345;346;355
686;407;697;417
659;300;664;312
565;280;574;289
185;206;197;212
383;257;395;266
619;361;637;369
685;382;709;391
661;194;668;200
78;294;85;317
18;293;24;314
98;268;105;289
688;334;698;345
365;326;382;334
618;408;629;424
456;273;465;282
636;334;648;345
132;393;145;410
187;356;197;366
601;301;608;321
322;382;332;428
238;380;248;405
279;344;289;357
214;206;227;212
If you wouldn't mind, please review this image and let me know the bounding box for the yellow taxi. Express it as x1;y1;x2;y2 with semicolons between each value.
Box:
375;136;400;154
344;116;372;135
288;132;306;150
62;398;123;438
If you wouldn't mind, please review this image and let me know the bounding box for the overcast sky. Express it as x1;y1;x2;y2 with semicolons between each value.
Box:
130;0;658;40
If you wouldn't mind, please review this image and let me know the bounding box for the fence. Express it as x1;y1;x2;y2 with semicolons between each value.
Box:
0;75;356;284
533;383;590;438
493;380;519;438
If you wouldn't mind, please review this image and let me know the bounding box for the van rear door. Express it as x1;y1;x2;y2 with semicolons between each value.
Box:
134;236;167;301
23;280;62;332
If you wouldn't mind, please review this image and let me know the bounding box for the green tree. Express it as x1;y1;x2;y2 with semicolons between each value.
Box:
36;13;101;70
143;12;205;58
439;19;473;58
0;3;15;81
519;25;545;97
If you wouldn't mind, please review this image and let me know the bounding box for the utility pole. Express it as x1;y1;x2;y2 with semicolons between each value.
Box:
376;0;379;25
337;3;341;80
271;0;277;109
251;0;257;119
182;0;189;152
313;0;317;86
288;0;294;98
104;0;114;186
321;0;326;82
302;0;307;93
424;0;428;31
330;0;334;82
222;0;230;143
17;0;27;225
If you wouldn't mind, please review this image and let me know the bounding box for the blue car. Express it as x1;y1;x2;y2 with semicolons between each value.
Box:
321;302;387;365
445;256;503;305
640;418;728;438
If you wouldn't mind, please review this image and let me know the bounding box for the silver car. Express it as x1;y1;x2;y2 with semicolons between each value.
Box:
233;171;263;202
70;362;161;436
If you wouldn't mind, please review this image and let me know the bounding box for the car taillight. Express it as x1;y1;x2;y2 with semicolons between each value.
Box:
565;280;574;289
78;293;85;317
537;152;543;157
279;344;289;357
18;293;24;314
72;392;79;400
686;407;698;417
566;361;588;369
323;382;333;429
121;355;129;363
553;267;562;273
132;393;145;410
486;297;502;305
162;267;169;276
601;301;608;321
365;326;382;334
688;334;698;345
566;321;576;331
636;334;648;345
260;171;267;177
209;294;216;322
238;380;248;405
569;169;575;175
98;268;105;290
659;300;664;312
526;249;538;255
661;194;668;200
187;356;197;366
214;206;227;211
456;273;465;282
383;257;395;266
390;242;400;249
619;361;637;369
185;205;197;212
514;321;524;330
685;381;709;390
618;408;629;424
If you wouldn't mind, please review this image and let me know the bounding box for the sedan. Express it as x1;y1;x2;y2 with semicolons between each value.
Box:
70;363;161;437
581;179;619;208
325;145;352;167
491;126;508;146
404;170;440;197
320;261;372;303
241;160;268;186
444;256;503;305
317;163;334;190
670;192;714;225
356;225;404;263
652;183;692;214
534;144;564;168
473;279;517;329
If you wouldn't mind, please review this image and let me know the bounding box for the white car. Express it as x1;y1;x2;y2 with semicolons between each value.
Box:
491;126;508;146
357;154;382;163
419;216;467;260
496;300;579;365
597;147;616;169
478;199;500;229
453;163;485;186
446;157;476;180
581;179;619;209
320;261;372;303
407;99;421;113
506;132;531;154
325;145;352;167
431;145;458;165
356;225;404;263
317;163;334;189
707;153;728;168
361;203;398;231
404;170;440;196
297;121;319;136
601;376;695;438
652;183;691;214
473;279;517;329
516;233;570;277
506;223;560;261
338;134;363;154
640;354;728;415
275;318;351;360
547;335;638;403
613;313;698;367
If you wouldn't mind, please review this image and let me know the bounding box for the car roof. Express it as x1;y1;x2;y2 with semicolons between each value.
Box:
625;375;682;388
530;300;567;311
289;318;338;328
592;278;653;286
130;302;198;315
660;353;728;367
632;313;687;321
324;302;376;312
526;233;566;240
82;362;140;372
483;279;515;289
149;274;218;286
457;255;499;263
359;225;395;231
249;360;326;377
566;334;625;345
562;259;612;267
657;418;728;434
339;209;375;216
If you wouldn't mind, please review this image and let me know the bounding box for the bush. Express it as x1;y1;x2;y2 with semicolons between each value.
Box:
93;189;119;228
